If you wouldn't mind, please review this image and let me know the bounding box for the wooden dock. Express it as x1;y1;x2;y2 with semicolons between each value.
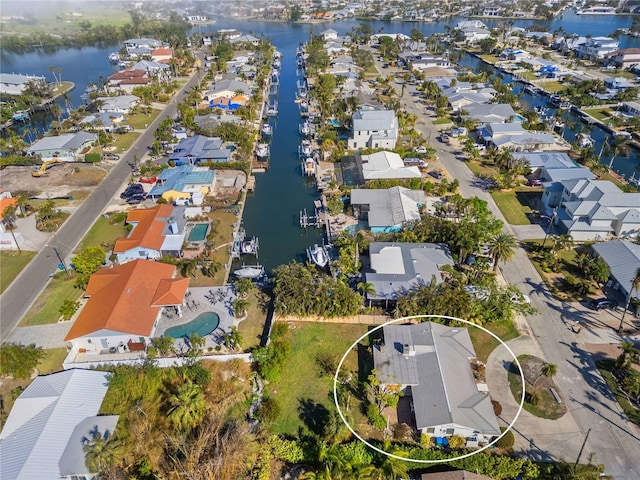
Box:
246;176;256;192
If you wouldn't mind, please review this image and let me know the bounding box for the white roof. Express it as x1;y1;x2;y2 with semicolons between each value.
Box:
0;369;112;480
361;151;421;180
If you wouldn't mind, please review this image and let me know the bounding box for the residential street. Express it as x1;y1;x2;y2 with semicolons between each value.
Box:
0;56;204;341
384;64;640;478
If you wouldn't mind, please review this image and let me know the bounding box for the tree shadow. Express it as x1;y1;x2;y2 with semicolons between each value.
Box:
298;398;330;438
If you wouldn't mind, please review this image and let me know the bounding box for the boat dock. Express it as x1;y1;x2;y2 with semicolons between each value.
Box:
299;208;322;228
246;176;256;192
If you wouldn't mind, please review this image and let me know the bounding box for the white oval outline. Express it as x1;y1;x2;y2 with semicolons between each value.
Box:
333;315;525;464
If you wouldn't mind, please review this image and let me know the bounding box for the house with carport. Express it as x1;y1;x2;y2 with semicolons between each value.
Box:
148;164;216;206
63;259;189;363
0;369;118;480
114;205;186;263
373;322;500;444
27;131;97;161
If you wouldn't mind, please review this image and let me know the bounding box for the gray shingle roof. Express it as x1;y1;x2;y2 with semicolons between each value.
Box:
374;323;500;435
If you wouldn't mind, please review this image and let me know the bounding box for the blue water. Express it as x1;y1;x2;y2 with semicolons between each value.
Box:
188;223;209;242
164;312;220;338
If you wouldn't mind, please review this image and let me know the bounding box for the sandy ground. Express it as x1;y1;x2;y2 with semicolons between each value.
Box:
0;163;107;198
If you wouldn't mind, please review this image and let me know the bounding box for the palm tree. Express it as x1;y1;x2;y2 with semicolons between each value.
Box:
167;379;206;431
618;267;640;333
233;298;249;317
489;232;518;272
357;281;376;306
2;205;21;253
542;362;557;378
82;428;122;474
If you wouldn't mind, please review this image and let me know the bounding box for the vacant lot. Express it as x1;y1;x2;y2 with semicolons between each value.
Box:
491;189;541;226
0;251;36;293
20;272;82;326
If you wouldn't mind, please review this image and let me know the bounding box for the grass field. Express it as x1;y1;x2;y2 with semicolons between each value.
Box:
468;321;519;363
1;6;130;35
0;251;36;293
491;189;540;226
267;322;369;436
237;290;270;350
20;272;82;326
466;159;498;178
582;107;614;122
78;213;127;251
537;81;565;93
127;109;162;129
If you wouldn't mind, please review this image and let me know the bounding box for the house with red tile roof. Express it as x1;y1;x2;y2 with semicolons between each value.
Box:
113;205;186;263
151;47;173;63
63;259;189;354
107;69;151;94
0;192;23;250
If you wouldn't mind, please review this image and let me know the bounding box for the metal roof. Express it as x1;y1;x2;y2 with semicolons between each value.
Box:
27;131;97;153
351;186;425;228
0;370;111;480
58;415;119;476
352;109;397;132
593;240;640;298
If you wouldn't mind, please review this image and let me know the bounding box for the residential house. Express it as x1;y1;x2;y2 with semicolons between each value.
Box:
348;109;398;150
229;34;260;46
551;179;640;240
0;192;22;250
169;135;231;165
63;259;189;355
359;151;422;182
148;164;216;205
456;20;487;29
0;369;119;480
623;100;640;117
123;37;163;56
364;242;454;302
462;103;516;124
459;26;492;43
480;122;568;152
575;36;619;60
151;47;173;63
113;205;186;263
373;322;500;443
326;41;350;56
0;72;46;96
107;69;151;93
194;112;242;131
204;79;252;110
481;5;504;16
80;112;125;131
604;77;636;90
96;95;139;114
605;48;640;69
351;186;426;233
399;52;451;70
592;239;640;300
27;131;97;161
320;28;338;40
444;90;495;111
131;60;171;79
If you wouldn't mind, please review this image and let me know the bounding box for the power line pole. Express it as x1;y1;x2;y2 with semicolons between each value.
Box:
50;245;70;277
573;428;591;472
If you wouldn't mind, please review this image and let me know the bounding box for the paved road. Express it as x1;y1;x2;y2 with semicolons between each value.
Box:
379;61;640;477
0;58;204;341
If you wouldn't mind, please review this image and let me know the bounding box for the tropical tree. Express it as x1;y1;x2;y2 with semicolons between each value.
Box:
0;343;45;378
166;379;206;431
83;428;123;474
619;267;640;333
489;232;518;272
541;362;557;378
233;298;249;317
1;204;21;253
72;245;106;288
234;277;254;298
356;281;376;306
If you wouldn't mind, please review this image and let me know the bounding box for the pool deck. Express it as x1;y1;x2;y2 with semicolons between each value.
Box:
156;286;239;352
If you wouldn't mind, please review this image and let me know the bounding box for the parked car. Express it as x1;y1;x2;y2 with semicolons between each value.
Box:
120;184;144;199
414;146;428;154
126;193;147;204
428;170;444;179
528;178;543;187
437;134;449;143
101;153;120;161
589;298;618;310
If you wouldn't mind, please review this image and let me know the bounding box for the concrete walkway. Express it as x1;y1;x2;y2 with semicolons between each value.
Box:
486;335;584;463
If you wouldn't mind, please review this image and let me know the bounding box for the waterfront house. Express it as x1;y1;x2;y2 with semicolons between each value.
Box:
0;72;47;96
592;240;640;301
320;28;338;40
480;122;568;152
456;20;487;29
63;259;189;355
229;34;260;46
461;103;516;124
459;26;492;43
27;131;97;161
151;47;173;63
550;179;640;241
123;37;163;57
131;60;171;79
373;322;500;444
364;242;454;303
169;134;231;164
204;79;253;102
359;151;422;182
0;369;118;480
0;192;22;250
106;69;151;93
148;164;216;206
351;186;426;233
113;205;186;263
96;95;140;114
623;100;640;117
575;37;619;60
80;112;125;131
444;90;495;111
348;109;398;150
604;48;640;70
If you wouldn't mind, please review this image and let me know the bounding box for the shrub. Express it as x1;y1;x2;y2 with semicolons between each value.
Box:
420;433;431;447
366;403;386;430
492;399;502;416
271;322;289;340
496;427;515;449
448;435;466;449
256;397;281;423
85;153;101;163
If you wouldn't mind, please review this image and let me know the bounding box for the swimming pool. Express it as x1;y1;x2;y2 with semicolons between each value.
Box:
513;114;526;122
164;312;220;338
188;223;209;242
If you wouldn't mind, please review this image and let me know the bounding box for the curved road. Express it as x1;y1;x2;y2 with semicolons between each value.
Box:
387;66;640;478
0;57;203;341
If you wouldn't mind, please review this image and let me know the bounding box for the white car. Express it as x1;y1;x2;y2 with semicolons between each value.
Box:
413;146;427;154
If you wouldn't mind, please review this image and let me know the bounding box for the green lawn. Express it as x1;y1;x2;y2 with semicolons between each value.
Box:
596;359;640;426
519;71;538;81
39;348;69;374
468;321;519;363
0;6;130;35
78;213;127;251
432;116;454;125
0;251;36;293
466;159;498;178
536;81;564;93
109;132;141;153
491;189;540;225
237;290;270;350
20;272;83;326
478;54;500;64
127;108;162;129
582;107;613;122
267;322;369;436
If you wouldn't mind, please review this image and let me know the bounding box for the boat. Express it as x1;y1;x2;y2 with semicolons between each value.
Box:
307;244;329;268
300;121;311;136
297;87;307;99
261;123;272;137
576;133;595;148
577;6;616;14
108;52;120;64
558;101;571;110
302;157;317;177
299;100;308;112
234;265;266;279
12;110;29;122
272;59;281;70
240;236;259;255
256;143;270;159
549;94;561;106
300;140;313;157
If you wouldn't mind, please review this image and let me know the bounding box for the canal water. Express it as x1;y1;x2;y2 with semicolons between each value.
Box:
2;12;639;270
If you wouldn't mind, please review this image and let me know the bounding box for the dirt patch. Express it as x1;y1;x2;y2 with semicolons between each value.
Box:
584;342;640;374
0;164;107;197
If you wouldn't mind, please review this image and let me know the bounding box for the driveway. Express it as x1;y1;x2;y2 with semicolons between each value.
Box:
372;55;640;477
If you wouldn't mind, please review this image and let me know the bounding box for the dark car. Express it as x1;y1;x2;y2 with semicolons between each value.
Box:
126;193;147;204
428;170;444;179
589;298;618;310
120;184;144;199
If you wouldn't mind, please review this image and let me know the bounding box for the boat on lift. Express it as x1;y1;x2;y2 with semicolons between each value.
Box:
576;133;595;148
307;244;329;268
240;236;259;255
300;121;311;136
12;110;29;122
261;123;272;138
300;140;313;157
108;52;120;64
256;143;270;159
302;157;317;177
234;264;266;279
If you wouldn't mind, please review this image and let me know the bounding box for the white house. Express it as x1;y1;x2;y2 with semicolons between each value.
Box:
575;37;619;60
605;48;640;70
593;240;640;301
348;109;398;150
27;131;97;161
0;73;47;96
351;186;426;233
360;151;422;181
113;205;186;263
96;95;140;114
480;123;569;152
320;28;338;40
0;369;119;480
373;322;500;444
